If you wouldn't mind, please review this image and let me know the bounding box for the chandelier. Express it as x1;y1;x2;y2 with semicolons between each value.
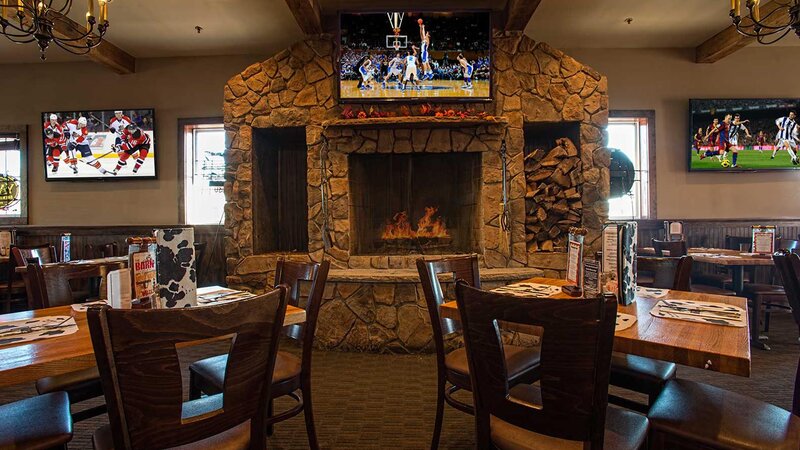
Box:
729;0;800;44
0;0;109;60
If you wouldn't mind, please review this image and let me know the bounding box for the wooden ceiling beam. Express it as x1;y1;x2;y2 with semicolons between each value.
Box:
285;0;323;35
503;0;543;31
695;1;790;64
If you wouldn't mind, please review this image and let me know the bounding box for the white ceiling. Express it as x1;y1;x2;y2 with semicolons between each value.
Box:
0;0;797;64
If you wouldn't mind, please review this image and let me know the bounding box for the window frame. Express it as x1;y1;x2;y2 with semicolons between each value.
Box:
0;125;28;225
177;117;225;225
608;110;657;220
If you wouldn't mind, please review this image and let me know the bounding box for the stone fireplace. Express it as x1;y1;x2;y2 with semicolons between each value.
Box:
223;32;610;352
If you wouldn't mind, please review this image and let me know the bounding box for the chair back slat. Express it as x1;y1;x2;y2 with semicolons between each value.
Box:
652;239;687;257
416;255;480;339
87;288;287;450
725;235;752;252
24;260;106;309
85;243;119;259
773;251;800;417
637;256;692;291
455;282;617;448
11;244;57;267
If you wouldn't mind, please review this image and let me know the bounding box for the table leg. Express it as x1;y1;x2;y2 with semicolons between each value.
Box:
749;295;770;351
732;266;745;294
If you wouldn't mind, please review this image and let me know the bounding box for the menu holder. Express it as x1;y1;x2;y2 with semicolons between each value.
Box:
107;268;132;309
61;233;71;262
0;231;10;258
751;225;776;255
601;222;637;306
566;227;586;287
582;259;601;298
154;228;197;309
127;237;159;309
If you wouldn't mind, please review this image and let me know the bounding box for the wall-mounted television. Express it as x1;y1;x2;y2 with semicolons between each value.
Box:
689;99;798;172
42;108;156;181
338;11;492;103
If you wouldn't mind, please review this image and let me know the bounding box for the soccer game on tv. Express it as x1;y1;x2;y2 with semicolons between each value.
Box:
338;11;491;101
689;99;799;172
42;109;156;181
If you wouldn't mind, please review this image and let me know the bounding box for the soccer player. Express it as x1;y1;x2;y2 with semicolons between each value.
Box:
63;116;108;175
382;52;405;88
108;110;132;151
716;114;739;167
112;123;151;175
701;118;722;161
457;54;474;89
729;113;751;151
358;58;375;90
773;111;798;163
692;127;705;156
755;130;767;152
419;21;433;80
402;46;421;90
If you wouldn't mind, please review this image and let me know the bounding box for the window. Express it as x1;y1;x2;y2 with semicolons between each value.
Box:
0;125;28;225
606;111;656;220
179;118;225;225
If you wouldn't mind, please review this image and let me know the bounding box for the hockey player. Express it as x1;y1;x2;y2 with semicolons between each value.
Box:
43;128;65;173
64;116;108;175
43;114;64;169
108;110;132;150
112;123;151;175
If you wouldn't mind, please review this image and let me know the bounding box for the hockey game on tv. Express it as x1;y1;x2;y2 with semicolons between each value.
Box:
689;99;799;172
42;109;156;181
338;11;491;101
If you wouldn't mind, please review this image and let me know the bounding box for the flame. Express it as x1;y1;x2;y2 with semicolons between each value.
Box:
381;206;450;240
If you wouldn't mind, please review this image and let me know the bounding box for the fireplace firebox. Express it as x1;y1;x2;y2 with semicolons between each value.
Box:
349;153;481;255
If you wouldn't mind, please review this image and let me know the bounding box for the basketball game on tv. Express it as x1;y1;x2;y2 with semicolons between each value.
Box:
689;99;799;172
42;109;156;181
338;11;491;101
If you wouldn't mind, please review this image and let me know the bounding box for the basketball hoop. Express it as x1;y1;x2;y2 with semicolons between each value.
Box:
387;12;404;36
385;12;407;50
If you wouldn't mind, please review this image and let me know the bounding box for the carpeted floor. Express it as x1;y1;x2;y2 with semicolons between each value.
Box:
1;314;797;449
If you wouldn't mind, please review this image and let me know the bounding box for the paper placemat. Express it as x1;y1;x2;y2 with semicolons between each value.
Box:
616;313;637;331
650;299;746;327
491;282;563;298
197;288;256;305
636;286;669;299
71;300;109;312
0;316;78;347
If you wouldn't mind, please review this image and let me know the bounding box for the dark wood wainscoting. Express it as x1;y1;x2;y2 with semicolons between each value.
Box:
1;224;226;287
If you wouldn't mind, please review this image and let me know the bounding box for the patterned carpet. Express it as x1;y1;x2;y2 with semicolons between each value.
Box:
1;314;798;449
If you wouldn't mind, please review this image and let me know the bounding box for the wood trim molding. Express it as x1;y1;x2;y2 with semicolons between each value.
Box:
284;0;323;35
609;110;657;219
0;125;28;226
695;1;789;63
177;117;224;225
503;0;543;31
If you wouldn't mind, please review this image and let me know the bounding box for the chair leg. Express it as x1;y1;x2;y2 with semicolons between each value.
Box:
188;371;202;400
266;399;274;437
301;382;319;450
764;306;771;333
431;376;446;450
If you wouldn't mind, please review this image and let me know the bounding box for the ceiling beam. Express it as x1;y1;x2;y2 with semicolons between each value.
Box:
285;0;323;35
1;5;135;74
695;1;790;64
503;0;543;31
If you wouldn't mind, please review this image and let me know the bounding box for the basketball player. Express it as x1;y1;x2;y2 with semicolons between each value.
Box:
772;111;797;163
402;46;421;90
729;113;751;151
419;21;433;80
457;54;474;89
358;58;375;90
382;52;405;88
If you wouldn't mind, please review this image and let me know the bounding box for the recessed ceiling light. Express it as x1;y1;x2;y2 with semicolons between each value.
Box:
195;26;203;34
625;17;634;25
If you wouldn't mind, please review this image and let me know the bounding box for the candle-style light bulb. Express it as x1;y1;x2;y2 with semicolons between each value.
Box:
86;11;91;32
87;0;94;18
752;0;761;21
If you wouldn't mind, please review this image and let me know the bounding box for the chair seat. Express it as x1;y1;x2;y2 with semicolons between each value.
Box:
36;366;103;401
692;273;732;288
190;351;302;396
637;274;654;287
743;283;785;295
445;345;540;389
648;379;800;449
610;352;676;396
491;385;648;450
0;392;73;450
691;284;737;296
93;419;252;450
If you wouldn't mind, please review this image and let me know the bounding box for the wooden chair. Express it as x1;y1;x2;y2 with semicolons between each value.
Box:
84;242;119;259
0;392;72;449
454;282;648;449
188;260;330;450
88;288;288;450
2;243;58;312
636;256;692;291
652;239;687;257
647;253;800;448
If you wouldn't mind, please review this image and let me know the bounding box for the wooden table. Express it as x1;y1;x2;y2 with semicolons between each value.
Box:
0;289;306;389
440;277;751;377
14;255;129;274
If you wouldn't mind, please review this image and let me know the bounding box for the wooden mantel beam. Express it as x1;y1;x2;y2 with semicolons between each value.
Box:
503;0;543;31
695;1;790;64
1;4;135;74
285;0;323;35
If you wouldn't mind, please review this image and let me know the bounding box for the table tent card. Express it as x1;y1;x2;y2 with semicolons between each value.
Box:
582;259;601;298
154;228;197;309
566;228;585;287
127;237;159;307
0;231;11;259
751;225;776;255
601;222;637;306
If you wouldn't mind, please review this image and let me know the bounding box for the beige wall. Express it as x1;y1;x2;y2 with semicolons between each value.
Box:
0;55;262;225
566;46;800;220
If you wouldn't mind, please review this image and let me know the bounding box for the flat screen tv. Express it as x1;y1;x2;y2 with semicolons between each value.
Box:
338;11;492;102
689;99;798;172
42;108;156;181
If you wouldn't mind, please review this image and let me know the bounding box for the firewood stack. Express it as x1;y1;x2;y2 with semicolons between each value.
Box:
524;137;583;252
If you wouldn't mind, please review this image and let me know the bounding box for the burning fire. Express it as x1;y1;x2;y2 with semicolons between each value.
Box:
381;207;450;240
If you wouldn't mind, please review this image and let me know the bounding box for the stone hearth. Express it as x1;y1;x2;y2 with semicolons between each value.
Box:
223;32;610;352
